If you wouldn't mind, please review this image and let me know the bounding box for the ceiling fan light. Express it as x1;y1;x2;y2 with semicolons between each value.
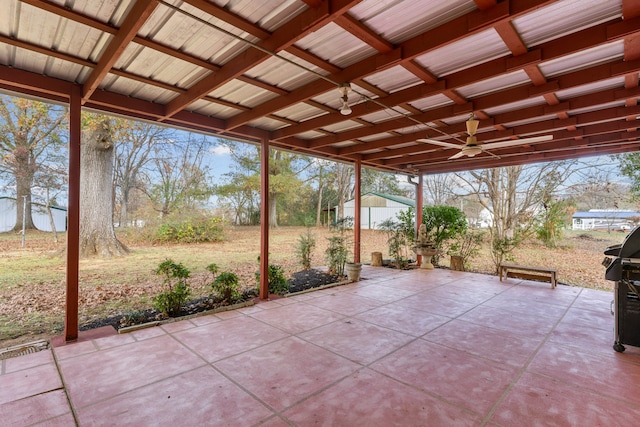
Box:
338;82;352;115
465;146;482;157
340;98;352;115
338;82;352;96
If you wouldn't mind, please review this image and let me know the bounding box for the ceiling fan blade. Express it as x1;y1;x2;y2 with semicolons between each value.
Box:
481;148;501;159
448;151;467;160
418;139;461;149
483;135;553;149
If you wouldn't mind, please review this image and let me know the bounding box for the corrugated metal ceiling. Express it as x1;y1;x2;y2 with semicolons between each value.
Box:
0;0;638;175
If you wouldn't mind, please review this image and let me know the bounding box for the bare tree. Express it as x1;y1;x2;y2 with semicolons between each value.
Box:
334;162;353;219
0;96;66;231
148;134;213;217
313;160;329;227
80;115;128;257
458;161;576;271
113;121;171;227
423;173;457;206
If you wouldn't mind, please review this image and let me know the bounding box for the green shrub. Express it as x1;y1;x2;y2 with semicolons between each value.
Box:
296;228;316;269
155;216;226;243
212;271;241;302
447;230;485;270
398;206;467;265
325;217;352;276
379;218;411;268
255;263;290;295
153;259;191;316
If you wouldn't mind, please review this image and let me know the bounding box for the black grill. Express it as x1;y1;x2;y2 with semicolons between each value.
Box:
603;226;640;352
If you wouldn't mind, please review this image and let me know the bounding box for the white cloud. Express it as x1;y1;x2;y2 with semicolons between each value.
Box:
209;144;231;156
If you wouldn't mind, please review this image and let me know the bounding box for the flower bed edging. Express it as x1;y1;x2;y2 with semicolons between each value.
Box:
118;300;255;334
284;279;351;297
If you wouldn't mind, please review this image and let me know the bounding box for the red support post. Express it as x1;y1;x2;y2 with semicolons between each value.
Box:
416;174;424;266
354;160;361;263
259;136;269;300
64;85;81;342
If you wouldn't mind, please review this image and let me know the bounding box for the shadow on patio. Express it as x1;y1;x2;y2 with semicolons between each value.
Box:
2;266;639;426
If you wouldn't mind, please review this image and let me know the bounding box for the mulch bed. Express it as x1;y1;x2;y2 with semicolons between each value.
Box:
79;269;342;332
287;269;343;293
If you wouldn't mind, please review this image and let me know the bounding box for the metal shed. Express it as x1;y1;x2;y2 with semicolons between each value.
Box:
0;197;67;233
342;192;415;229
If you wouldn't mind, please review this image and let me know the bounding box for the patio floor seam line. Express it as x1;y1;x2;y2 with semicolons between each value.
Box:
478;286;585;426
50;347;80;426
65;363;215;413
53;339;102;362
524;369;640;410
365;361;486;420
259;366;371;422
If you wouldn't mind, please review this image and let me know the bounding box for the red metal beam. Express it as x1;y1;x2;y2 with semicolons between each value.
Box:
384;128;640;173
82;0;159;102
163;1;347;118
64;85;82;342
354;160;361;264
416;174;424;265
259;136;269;300
335;14;394;53
494;20;528;56
417;141;640;175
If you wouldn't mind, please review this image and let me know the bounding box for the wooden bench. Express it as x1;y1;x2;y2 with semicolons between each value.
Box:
499;263;558;289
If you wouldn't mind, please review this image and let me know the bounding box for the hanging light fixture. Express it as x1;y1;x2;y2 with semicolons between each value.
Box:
338;83;352;115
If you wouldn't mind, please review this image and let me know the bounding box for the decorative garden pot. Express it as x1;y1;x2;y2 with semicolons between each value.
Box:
413;247;439;269
345;262;362;282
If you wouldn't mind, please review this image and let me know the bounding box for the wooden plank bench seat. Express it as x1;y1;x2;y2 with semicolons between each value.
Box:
499;263;558;289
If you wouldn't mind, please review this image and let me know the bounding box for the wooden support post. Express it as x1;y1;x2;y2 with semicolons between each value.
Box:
259;136;269;300
64;85;81;342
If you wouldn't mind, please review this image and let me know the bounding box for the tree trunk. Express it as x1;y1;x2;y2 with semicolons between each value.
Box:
45;188;58;243
316;186;324;227
12;143;36;231
269;192;278;228
120;186;129;227
80;118;128;258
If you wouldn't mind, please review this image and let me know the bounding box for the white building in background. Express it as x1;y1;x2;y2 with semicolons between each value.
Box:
572;209;640;231
0;196;67;232
340;192;415;230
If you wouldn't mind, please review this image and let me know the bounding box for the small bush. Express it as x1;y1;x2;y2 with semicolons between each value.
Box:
325;217;352;276
212;271;241;303
155;216;226;244
255;263;290;295
153;259;191;316
295;228;316;269
447;230;485;270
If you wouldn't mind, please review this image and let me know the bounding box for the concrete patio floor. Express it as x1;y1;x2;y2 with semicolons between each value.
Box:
2;266;640;426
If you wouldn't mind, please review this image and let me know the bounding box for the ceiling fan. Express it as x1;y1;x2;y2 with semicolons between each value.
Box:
418;115;553;159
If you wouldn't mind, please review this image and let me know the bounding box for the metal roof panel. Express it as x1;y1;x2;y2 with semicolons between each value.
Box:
415;29;509;77
513;0;622;48
354;0;476;44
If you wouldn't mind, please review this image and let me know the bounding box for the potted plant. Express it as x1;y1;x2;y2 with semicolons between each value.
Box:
412;224;439;269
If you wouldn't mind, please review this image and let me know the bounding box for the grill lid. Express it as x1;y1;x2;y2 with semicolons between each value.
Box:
618;226;640;259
